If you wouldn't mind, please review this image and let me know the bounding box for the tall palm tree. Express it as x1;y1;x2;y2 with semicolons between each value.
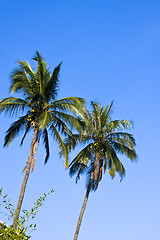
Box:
65;101;137;240
0;52;85;228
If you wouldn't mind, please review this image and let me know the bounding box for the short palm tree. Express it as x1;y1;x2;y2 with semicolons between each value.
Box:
0;52;85;228
65;101;137;240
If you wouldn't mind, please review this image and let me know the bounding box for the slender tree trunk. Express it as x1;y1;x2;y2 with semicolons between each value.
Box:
13;127;38;228
73;172;93;240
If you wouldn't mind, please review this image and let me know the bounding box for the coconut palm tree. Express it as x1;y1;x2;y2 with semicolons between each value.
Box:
65;101;137;240
0;51;85;228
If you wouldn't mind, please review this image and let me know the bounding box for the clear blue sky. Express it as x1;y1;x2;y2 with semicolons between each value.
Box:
0;0;160;239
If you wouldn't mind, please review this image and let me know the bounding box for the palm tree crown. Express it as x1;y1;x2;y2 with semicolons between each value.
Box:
0;51;85;227
68;101;137;189
0;51;85;167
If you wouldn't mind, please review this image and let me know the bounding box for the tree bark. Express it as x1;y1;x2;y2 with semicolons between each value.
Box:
73;172;93;240
13;127;38;228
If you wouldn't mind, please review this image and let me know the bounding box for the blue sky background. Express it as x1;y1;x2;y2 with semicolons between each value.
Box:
0;0;160;239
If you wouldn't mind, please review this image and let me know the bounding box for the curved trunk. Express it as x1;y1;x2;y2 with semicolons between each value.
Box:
13;127;38;228
73;172;93;240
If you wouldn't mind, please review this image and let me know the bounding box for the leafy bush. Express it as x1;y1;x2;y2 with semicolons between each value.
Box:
0;188;54;239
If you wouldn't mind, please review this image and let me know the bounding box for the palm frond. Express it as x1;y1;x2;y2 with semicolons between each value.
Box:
42;128;50;164
86;162;95;190
111;141;137;161
50;114;74;138
65;134;92;153
0;97;28;116
52;97;86;117
100;101;114;128
118;120;133;129
70;162;89;183
104;119;132;134
105;100;114;120
44;62;62;101
49;123;69;167
69;143;93;180
38;109;50;130
52;110;85;133
69;144;93;167
10;65;35;96
90;101;101;129
17;60;35;80
20;124;31;145
108;132;136;147
107;147;126;181
32;51;43;63
33;52;48;94
4;115;28;147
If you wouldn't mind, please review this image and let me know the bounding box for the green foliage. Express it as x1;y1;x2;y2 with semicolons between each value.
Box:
66;101;137;191
0;51;86;167
0;188;54;239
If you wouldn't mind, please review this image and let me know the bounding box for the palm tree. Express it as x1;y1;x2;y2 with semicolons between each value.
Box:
0;52;85;228
65;101;137;240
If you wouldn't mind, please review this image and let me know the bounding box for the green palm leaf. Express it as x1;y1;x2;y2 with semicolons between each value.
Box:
42;128;50;164
0;97;28;116
49;123;69;167
4;114;28;147
44;62;62;101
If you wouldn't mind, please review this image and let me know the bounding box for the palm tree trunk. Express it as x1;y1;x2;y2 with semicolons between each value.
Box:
73;172;93;240
13;127;38;228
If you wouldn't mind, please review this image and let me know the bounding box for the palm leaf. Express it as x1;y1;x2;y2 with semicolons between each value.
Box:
52;97;86;116
69;143;93;181
49;123;69;167
52;110;85;133
44;62;62;101
4;114;28;147
20;124;31;146
42;128;50;164
17;60;35;80
0;97;28;116
111;141;137;161
50;114;74;137
10;66;34;96
108;132;136;147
